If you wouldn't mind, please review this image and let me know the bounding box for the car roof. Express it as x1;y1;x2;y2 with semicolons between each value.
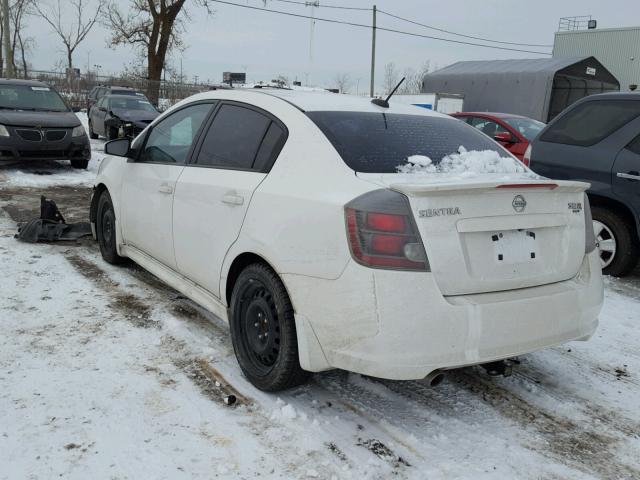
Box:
0;78;52;88
453;112;531;120
576;92;640;101
104;94;149;100
185;88;447;117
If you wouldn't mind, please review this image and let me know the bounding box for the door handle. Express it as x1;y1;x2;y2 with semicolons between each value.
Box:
221;193;244;206
617;172;640;181
158;183;173;194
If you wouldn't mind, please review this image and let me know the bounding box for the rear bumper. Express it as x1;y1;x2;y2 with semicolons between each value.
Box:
0;136;91;162
284;250;603;379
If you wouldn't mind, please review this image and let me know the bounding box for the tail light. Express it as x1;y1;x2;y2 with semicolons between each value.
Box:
345;189;429;271
523;144;532;167
583;194;597;254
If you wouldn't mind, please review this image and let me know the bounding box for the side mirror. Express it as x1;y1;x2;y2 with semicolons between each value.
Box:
494;132;515;143
72;106;81;112
105;138;131;157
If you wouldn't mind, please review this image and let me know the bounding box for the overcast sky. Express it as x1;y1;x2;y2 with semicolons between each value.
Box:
26;0;640;92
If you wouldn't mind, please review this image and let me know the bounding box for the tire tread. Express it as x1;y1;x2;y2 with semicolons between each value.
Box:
230;263;310;391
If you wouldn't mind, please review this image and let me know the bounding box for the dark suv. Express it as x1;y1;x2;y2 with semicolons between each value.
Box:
526;92;640;276
86;85;148;112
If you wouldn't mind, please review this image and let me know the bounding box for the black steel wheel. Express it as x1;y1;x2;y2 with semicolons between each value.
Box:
96;190;125;265
229;263;310;391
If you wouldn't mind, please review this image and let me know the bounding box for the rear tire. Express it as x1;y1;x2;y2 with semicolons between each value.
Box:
70;159;88;169
88;120;98;139
592;206;638;277
229;263;310;391
96;190;126;265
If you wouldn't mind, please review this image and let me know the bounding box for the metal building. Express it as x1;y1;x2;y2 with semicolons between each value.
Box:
422;57;619;122
553;26;640;91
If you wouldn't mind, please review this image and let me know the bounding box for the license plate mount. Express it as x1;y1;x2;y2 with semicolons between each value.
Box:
492;229;537;264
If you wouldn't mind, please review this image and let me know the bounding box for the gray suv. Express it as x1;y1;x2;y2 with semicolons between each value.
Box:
527;92;640;276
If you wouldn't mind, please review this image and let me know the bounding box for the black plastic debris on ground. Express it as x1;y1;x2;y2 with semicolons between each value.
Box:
15;196;91;243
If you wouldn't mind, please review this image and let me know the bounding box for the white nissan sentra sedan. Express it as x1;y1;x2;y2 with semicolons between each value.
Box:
90;89;604;391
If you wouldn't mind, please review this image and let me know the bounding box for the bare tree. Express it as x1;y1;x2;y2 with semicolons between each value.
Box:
382;62;399;94
399;61;431;95
10;0;34;78
34;0;101;74
103;0;213;104
333;72;351;94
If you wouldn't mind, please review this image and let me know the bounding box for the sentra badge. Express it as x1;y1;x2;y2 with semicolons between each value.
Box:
419;207;461;218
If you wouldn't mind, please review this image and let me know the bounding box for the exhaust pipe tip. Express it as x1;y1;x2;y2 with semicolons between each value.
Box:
424;371;445;387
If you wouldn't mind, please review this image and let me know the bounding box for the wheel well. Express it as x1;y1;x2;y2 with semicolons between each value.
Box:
90;183;108;223
588;193;639;241
225;253;276;307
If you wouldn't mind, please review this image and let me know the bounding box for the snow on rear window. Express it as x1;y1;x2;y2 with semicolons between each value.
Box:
397;146;526;176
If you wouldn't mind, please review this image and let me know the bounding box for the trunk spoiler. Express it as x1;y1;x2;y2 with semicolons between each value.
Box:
387;179;590;196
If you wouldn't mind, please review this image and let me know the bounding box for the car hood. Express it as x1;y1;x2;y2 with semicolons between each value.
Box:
0;110;80;128
111;109;159;124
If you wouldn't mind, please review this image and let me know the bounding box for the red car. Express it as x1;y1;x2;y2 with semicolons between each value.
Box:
450;112;545;165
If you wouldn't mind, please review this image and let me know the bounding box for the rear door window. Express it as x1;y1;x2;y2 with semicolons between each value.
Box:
625;135;640;156
540;100;640;147
253;122;286;171
194;104;272;169
306;111;505;173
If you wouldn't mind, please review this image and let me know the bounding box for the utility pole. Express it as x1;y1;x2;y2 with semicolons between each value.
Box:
2;0;14;78
370;5;376;97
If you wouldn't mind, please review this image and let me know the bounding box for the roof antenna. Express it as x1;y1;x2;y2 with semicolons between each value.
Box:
371;77;405;108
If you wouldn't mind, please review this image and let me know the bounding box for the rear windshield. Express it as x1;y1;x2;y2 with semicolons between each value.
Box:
109;97;156;112
111;89;144;97
0;84;69;112
307;111;506;173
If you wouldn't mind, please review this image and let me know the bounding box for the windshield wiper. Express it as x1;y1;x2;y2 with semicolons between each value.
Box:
0;106;18;110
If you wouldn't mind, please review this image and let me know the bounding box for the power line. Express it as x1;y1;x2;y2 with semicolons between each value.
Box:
377;9;553;48
210;0;552;55
266;0;370;12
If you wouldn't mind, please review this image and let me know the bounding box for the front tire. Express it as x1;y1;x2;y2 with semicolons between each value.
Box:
96;190;125;265
592;206;638;276
229;263;310;391
70;159;88;169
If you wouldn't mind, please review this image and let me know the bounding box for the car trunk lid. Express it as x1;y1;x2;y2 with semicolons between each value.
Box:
357;173;590;296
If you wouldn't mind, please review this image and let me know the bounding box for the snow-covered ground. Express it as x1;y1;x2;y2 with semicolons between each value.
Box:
1;115;640;479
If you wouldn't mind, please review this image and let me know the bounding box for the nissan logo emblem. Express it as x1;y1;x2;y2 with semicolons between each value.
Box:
512;195;527;213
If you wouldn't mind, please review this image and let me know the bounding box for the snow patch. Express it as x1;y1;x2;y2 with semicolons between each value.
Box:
271;402;298;421
397;147;527;177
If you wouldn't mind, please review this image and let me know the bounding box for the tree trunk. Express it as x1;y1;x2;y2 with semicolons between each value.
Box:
0;20;4;78
17;31;26;78
147;53;163;105
146;7;179;106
